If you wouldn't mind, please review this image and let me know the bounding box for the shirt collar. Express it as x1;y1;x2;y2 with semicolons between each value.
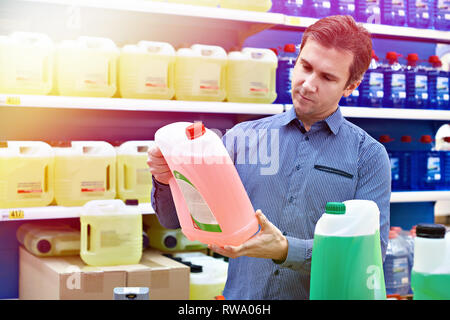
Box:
279;105;344;136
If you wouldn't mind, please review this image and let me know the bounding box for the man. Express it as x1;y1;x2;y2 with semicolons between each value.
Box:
147;15;391;299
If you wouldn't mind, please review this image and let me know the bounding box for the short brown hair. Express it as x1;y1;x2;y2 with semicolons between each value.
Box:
299;15;373;88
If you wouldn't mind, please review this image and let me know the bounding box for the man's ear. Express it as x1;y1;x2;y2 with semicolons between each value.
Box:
343;79;361;98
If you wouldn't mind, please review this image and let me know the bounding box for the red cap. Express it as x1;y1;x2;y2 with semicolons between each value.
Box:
186;122;206;140
269;48;278;56
444;137;450;143
386;51;399;63
420;135;433;144
401;135;412;143
407;53;419;66
388;230;398;239
284;44;296;53
372;50;379;61
215;295;226;300
379;135;394;143
428;55;442;67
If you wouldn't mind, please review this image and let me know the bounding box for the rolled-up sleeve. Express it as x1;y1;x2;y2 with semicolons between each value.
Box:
151;176;180;229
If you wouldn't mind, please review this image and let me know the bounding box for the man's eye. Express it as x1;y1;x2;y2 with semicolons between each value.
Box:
302;64;312;71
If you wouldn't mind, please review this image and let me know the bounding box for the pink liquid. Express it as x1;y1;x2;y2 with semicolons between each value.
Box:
166;155;259;246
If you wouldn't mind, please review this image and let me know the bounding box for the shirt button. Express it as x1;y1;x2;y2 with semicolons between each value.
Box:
274;269;280;276
305;136;310;141
288;196;294;203
295;164;301;171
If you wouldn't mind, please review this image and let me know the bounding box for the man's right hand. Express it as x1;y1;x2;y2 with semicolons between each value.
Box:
147;145;172;185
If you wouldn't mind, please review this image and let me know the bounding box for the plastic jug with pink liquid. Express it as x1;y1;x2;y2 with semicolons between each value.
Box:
154;121;259;246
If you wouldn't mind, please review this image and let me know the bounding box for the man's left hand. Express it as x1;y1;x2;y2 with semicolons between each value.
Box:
208;210;288;262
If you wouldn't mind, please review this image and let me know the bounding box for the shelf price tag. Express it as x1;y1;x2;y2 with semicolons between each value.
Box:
9;209;24;219
285;16;302;26
6;96;21;105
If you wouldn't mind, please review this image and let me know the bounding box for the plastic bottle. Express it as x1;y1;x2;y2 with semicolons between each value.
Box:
411;223;450;300
434;124;450;189
359;50;384;108
53;141;116;206
80;199;142;266
379;135;399;190
118;41;175;100
383;228;410;296
383;51;406;108
355;0;381;24
226;48;277;103
333;0;356;16
310;200;386;300
0;32;54;95
54;36;119;98
407;0;435;29
428;55;449;110
154;121;259;246
174;44;227;102
275;44;297;104
116;140;154;204
16;221;80;257
145;214;207;251
270;0;284;13
283;0;309;16
381;0;407;26
416;135;445;190
309;0;332;18
405;53;429;109
219;0;272;11
398;135;415;191
0;141;54;208
435;0;450;30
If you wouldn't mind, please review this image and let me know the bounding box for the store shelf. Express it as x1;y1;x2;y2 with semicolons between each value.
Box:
284;104;450;121
0;202;155;222
391;191;450;203
283;15;450;44
0;94;284;115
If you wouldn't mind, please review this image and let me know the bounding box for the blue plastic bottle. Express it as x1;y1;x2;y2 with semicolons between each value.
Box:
405;53;429;109
428;55;450;110
270;0;284;13
383;228;410;296
333;0;356;15
398;135;415;191
381;0;407;26
356;0;381;23
435;0;450;30
416;135;445;190
275;44;297;105
379;135;400;191
383;52;406;108
309;0;332;18
407;0;435;29
283;0;309;16
359;50;384;108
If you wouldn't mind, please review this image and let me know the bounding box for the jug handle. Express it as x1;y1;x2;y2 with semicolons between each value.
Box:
44;165;49;193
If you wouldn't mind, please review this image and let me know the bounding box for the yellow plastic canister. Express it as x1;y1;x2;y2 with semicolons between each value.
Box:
0;141;54;208
219;0;272;11
80;199;142;266
53;141;116;207
226;47;277;103
54;36;119;97
175;44;227;102
116;140;154;203
0;32;54;95
118;41;175;99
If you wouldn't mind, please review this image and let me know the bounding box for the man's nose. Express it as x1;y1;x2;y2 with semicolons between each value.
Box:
302;74;318;93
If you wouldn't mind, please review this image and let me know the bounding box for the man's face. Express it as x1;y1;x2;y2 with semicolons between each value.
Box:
291;39;359;125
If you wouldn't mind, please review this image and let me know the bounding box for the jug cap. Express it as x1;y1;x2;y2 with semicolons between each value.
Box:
190;264;203;273
401;135;412;143
37;239;52;254
325;202;345;215
284;44;296;53
420;135;433;144
186;122;206;140
416;224;446;239
125;199;139;206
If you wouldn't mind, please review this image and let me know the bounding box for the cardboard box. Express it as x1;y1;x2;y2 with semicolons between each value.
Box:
19;247;189;300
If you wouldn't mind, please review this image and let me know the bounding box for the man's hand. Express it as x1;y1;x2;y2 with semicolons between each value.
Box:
209;210;288;262
147;145;172;185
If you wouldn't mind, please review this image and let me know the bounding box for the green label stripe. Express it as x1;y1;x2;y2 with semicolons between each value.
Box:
191;216;222;233
173;170;195;188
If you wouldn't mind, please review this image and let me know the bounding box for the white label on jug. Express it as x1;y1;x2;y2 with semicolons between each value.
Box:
17;181;43;198
78;57;109;90
247;68;271;97
193;63;221;96
15;52;44;85
136;168;151;185
427;157;441;181
173;170;222;233
138;62;168;94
